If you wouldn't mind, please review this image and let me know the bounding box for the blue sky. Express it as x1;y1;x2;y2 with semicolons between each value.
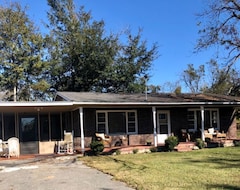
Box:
1;0;214;92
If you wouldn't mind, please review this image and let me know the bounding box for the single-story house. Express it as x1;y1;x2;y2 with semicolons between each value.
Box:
0;92;239;155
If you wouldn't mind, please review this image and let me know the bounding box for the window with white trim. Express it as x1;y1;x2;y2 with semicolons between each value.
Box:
96;110;137;134
187;109;219;132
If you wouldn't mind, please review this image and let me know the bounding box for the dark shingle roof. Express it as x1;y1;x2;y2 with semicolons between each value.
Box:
55;91;240;103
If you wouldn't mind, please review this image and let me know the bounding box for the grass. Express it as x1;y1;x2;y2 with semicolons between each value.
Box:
80;147;240;190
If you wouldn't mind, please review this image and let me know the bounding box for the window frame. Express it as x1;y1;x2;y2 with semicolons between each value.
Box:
96;110;138;135
187;108;220;132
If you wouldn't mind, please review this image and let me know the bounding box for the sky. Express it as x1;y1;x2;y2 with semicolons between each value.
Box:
1;0;214;92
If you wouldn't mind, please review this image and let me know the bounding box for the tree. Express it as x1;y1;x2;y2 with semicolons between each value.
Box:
47;0;158;93
180;60;240;95
196;0;240;67
205;59;240;95
96;29;158;93
181;64;205;93
0;3;50;101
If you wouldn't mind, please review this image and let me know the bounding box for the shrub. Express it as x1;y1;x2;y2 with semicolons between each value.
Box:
90;140;104;155
234;140;240;147
132;148;139;154
115;149;121;155
195;138;205;149
150;147;158;152
165;136;178;151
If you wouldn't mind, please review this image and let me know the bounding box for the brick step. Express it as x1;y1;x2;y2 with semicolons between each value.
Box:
175;142;196;152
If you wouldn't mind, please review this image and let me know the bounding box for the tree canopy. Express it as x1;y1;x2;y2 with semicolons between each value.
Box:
0;2;50;101
0;0;158;100
194;0;240;95
47;0;158;93
196;0;240;66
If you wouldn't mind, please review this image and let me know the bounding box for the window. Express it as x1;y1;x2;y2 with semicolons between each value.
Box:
96;110;137;134
158;113;169;134
187;109;219;132
96;112;106;133
187;111;195;131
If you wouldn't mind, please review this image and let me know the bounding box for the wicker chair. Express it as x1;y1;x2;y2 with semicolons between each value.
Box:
7;137;20;158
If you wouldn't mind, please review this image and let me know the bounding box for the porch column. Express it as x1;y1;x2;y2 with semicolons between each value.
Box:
79;107;85;154
201;106;205;141
152;106;157;146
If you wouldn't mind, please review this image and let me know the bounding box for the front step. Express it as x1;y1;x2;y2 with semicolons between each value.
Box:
175;142;196;152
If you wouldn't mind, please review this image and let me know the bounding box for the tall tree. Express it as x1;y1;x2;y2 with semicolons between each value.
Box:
181;64;205;93
0;2;50;101
97;30;158;93
47;0;158;93
196;0;240;66
205;59;240;95
47;0;118;92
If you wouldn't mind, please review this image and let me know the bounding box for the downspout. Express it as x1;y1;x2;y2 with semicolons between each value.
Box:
152;107;157;146
79;107;85;154
201;106;205;141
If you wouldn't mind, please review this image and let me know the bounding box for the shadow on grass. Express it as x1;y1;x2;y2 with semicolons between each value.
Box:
183;147;240;169
207;184;240;190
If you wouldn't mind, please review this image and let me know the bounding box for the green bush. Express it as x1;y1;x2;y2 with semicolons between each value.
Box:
195;138;205;149
165;136;178;151
115;149;121;155
150;147;158;152
234;140;240;147
132;148;139;154
90;140;104;155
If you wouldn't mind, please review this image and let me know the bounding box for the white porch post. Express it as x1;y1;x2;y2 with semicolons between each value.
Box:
152;106;157;146
201;106;205;141
79;107;85;154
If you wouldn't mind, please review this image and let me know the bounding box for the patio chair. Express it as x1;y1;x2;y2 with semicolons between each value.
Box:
95;133;112;147
216;131;227;139
204;130;213;140
58;131;74;154
180;129;191;142
7;137;20;158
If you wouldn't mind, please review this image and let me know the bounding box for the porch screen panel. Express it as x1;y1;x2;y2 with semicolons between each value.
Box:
62;112;72;132
20;116;38;142
205;110;210;129
3;114;15;141
73;110;80;137
108;112;126;134
40;114;49;141
50;114;61;140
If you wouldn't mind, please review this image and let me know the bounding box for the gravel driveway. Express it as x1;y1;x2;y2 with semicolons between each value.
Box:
0;155;134;190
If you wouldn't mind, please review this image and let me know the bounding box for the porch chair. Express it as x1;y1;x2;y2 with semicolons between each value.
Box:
216;131;227;139
58;131;74;154
180;129;191;142
204;129;214;140
7;137;20;158
95;133;112;147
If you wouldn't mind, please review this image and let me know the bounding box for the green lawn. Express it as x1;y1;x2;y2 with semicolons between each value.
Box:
80;147;240;190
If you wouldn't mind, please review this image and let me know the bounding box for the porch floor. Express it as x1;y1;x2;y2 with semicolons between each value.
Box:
1;139;239;160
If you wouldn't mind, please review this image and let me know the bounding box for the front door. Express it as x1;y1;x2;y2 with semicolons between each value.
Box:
157;111;171;144
19;115;39;154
